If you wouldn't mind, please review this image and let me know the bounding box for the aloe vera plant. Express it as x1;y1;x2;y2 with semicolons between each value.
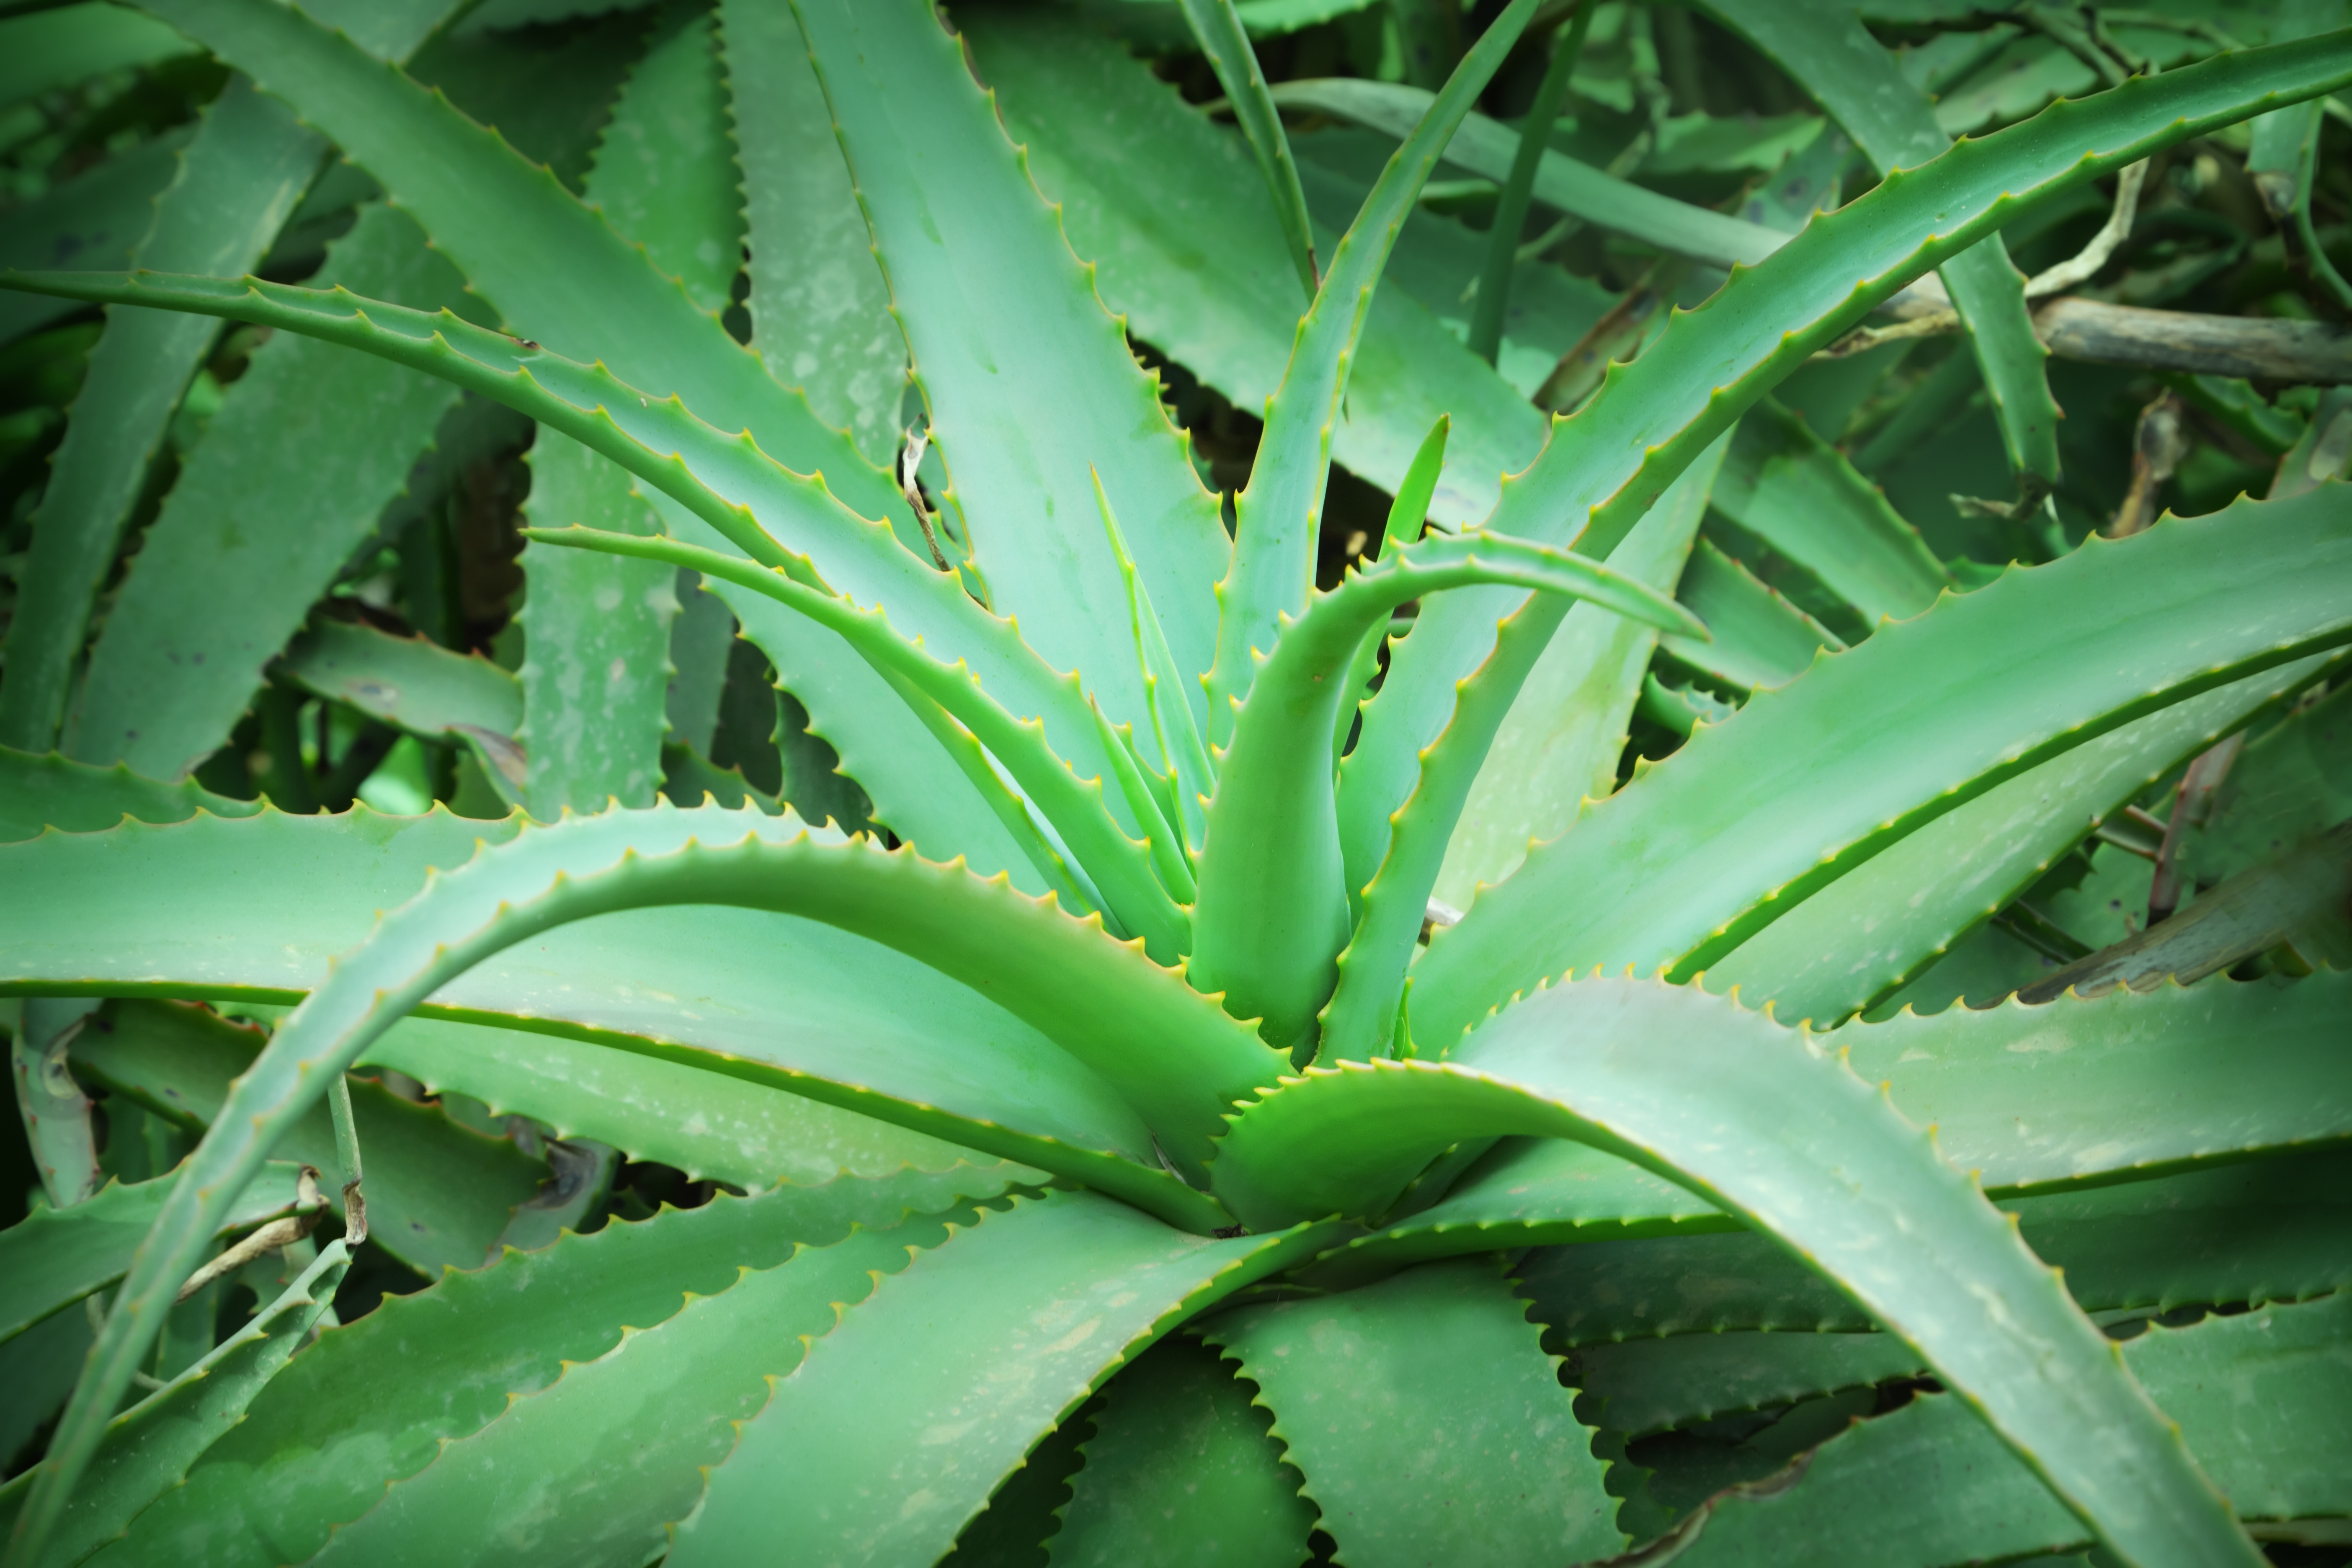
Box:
3;1;2350;1564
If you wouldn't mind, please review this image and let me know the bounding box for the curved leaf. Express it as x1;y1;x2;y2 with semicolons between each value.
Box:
0;807;1183;1214
1413;494;2352;1053
304;1208;971;1568
359;1014;1014;1192
1209;976;2264;1568
1709;659;2335;1025
1189;527;1700;1054
1344;33;2352;903
70;998;546;1277
1205;0;1541;748
1202;1257;1623;1566
665;1190;1343;1568
966;13;1545;529
1179;0;1318;298
1051;1335;1316;1568
81;1176;1007;1568
0;748;260;841
1703;0;2062;488
1655;536;1842;695
793;0;1232;748
274;619;521;748
1311;969;2352;1282
1644;1294;2352;1567
0;1165;307;1348
522;524;1191;957
72;202;476;779
129;0;913;532
0;268;1155;847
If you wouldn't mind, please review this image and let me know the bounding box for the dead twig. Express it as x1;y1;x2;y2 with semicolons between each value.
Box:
897;425;954;573
2107;389;2187;538
2148;733;2246;925
174;1166;326;1304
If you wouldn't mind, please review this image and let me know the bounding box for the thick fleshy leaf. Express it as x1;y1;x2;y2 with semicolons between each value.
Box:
0;134;184;345
0;1243;351;1567
1051;1335;1316;1568
358;1014;1016;1191
0;268;1156;857
720;0;905;466
1346;34;2352;901
1189;527;1700;1055
1708;659;2334;1024
1209;977;2265;1568
0;83;328;753
80;1176;1008;1568
1178;0;1317;298
0;807;1192;1215
1710;400;1950;627
71;999;544;1276
1205;0;1541;748
665;1190;1342;1568
70;202;476;780
0;1165;307;1347
1432;442;1722;912
1643;1293;2352;1566
129;0;913;531
965;12;1545;529
0;749;260;841
1703;0;2062;488
522;524;1190;956
1308;971;2352;1282
1200;1259;1622;1566
303;1208;975;1568
1413;495;2352;1052
273;619;522;764
1323;440;1727;1065
793;0;1231;745
1655;537;1841;695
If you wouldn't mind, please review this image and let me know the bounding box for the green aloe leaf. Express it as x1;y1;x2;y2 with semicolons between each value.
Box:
1509;1148;2352;1346
0;268;1158;858
1264;78;1782;271
1708;660;2335;1025
0;1242;351;1568
665;1190;1343;1568
0;132;184;348
517;5;743;818
1178;0;1318;298
0;1164;307;1347
0;807;1190;1215
793;0;1232;750
1050;1335;1317;1568
1413;495;2352;1053
71;201;476;780
1348;32;2352;897
1205;0;1540;749
0;3;198;105
1191;526;1701;1055
1315;968;2352;1282
1331;439;1727;1065
1209;976;2267;1567
1199;1258;1622;1565
304;1207;977;1568
79;1176;1004;1568
0;748;260;841
129;0;913;534
1711;400;1950;626
0;0;469;755
718;1;904;467
359;1013;1019;1191
273;618;524;782
72;999;545;1276
1656;536;1842;695
1643;1292;2352;1566
1703;0;2062;489
1574;1327;1929;1442
2021;819;2352;1002
966;12;1546;529
522;525;1191;956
